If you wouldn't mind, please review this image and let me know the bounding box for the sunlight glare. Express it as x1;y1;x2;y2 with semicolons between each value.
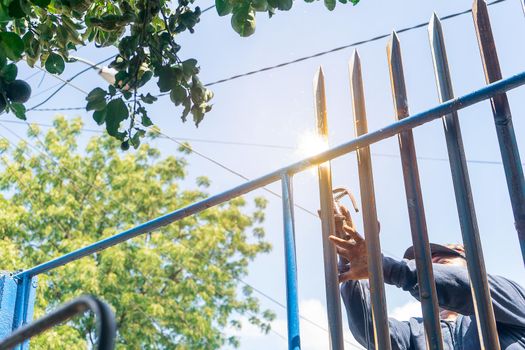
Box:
295;130;329;175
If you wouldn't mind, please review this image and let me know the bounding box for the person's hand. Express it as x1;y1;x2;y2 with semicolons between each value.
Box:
330;204;369;282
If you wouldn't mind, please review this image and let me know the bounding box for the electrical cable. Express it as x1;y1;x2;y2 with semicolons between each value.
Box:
5;119;517;166
26;0;508;109
27;55;117;111
201;4;215;13
201;0;507;87
22;70;43;81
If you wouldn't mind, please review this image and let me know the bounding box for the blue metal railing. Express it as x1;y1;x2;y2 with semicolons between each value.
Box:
13;70;525;281
4;69;524;350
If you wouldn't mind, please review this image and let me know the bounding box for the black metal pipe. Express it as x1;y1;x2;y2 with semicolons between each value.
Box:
0;296;116;350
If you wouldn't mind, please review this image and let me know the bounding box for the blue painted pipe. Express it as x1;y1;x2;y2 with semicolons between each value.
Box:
15;69;525;279
281;174;301;350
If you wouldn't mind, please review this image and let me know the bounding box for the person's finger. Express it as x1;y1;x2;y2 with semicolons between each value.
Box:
329;235;357;250
342;224;365;243
339;204;356;230
335;246;351;258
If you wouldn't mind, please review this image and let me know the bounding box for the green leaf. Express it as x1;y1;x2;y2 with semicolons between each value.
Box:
86;88;107;111
191;104;205;126
252;0;268;11
92;109;106;125
170;85;187;106
0;50;6;69
120;140;130;150
324;0;335;10
10;102;25;120
156;66;182;92
7;0;26;18
267;0;278;9
231;5;256;37
138;70;153;87
140;93;157;104
277;0;293;11
0;33;24;61
86;87;107;102
45;53;65;74
1;63;17;83
182;59;199;76
105;98;128;139
141;115;153;127
30;0;51;8
215;0;232;16
130;132;141;149
86;98;107;111
23;31;40;60
181;97;191;122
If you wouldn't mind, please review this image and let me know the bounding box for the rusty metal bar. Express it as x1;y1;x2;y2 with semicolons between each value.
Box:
386;34;444;350
281;174;301;350
348;51;391;350
428;13;501;350
314;67;345;350
473;0;525;267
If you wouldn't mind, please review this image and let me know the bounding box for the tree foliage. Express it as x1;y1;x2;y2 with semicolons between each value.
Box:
0;116;274;349
0;0;359;148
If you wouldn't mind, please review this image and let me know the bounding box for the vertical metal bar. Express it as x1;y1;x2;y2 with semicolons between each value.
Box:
281;173;301;350
385;35;444;350
429;13;501;350
473;0;525;267
348;51;391;350
313;68;345;350
12;275;37;350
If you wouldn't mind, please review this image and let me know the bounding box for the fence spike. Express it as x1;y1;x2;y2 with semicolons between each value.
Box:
349;49;392;350
313;67;345;350
473;0;525;265
387;30;444;350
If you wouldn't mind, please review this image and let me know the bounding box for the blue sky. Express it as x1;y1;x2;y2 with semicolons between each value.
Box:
10;0;525;348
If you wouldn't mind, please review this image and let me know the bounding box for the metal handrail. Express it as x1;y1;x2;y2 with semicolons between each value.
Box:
0;295;116;350
13;69;525;281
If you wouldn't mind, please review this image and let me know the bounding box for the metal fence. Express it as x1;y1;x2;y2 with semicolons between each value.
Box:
1;0;524;349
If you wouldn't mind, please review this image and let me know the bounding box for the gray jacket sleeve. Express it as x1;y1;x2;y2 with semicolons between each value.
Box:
341;256;525;348
382;256;525;328
341;280;412;349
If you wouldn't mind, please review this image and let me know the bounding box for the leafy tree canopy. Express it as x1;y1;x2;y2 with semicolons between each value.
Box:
0;0;359;148
0;116;274;348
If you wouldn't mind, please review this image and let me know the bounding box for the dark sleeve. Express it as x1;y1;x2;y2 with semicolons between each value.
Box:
341;280;412;349
383;256;525;328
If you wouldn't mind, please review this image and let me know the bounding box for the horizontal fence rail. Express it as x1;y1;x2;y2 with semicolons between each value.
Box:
14;69;525;280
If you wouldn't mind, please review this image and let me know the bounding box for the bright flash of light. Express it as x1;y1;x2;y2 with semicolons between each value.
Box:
295;130;330;175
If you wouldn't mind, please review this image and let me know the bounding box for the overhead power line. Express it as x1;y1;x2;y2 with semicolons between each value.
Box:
27;0;508;111
2;119;520;166
27;55;117;111
202;0;507;87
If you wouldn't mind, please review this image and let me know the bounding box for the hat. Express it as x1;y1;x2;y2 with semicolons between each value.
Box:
403;243;465;260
